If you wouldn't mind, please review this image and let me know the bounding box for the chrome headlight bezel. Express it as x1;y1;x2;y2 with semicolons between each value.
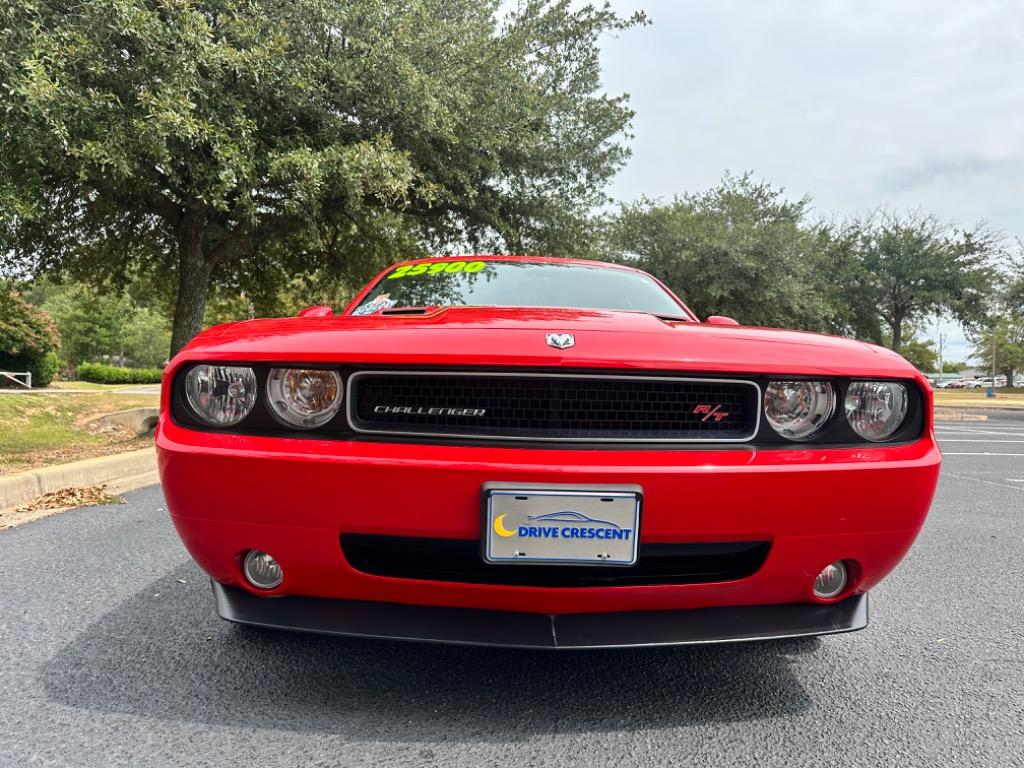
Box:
183;364;258;427
762;380;837;441
844;380;910;442
265;368;344;429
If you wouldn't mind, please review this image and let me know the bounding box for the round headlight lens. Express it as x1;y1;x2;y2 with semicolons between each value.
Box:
184;365;257;426
764;380;836;440
266;368;343;428
845;381;908;441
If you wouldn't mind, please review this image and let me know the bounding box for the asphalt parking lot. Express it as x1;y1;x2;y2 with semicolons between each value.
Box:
2;418;1022;768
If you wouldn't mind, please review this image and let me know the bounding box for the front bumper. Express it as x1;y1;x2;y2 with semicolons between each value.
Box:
158;416;940;625
214;582;868;649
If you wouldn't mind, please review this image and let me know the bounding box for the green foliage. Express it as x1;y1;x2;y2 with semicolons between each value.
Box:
970;321;1024;381
32;280;171;367
39;283;131;366
0;288;61;387
896;338;938;372
965;246;1024;380
122;307;172;368
604;174;841;330
603;180;1000;351
840;212;998;352
0;0;644;354
78;361;164;384
942;361;965;373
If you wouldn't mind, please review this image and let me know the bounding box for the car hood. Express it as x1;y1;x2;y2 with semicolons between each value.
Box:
175;306;916;378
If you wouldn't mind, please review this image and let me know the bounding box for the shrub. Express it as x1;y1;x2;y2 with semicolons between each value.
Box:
0;289;61;387
78;361;164;384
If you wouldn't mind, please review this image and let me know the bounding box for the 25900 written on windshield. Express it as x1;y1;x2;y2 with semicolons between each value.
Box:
387;261;487;279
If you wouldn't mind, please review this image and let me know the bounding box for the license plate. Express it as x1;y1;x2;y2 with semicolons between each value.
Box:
483;485;641;566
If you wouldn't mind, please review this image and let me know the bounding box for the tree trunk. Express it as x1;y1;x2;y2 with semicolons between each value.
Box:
169;210;212;358
890;314;904;353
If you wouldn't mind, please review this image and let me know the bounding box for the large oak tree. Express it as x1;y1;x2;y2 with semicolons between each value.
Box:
842;212;997;352
605;174;844;331
1;0;643;354
605;177;999;353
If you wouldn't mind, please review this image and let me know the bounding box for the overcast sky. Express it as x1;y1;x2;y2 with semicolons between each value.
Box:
595;0;1024;362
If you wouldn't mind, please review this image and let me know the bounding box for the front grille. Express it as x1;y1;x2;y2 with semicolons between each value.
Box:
348;371;759;442
341;535;770;587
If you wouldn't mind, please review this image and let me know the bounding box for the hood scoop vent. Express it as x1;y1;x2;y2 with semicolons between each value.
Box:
380;306;439;316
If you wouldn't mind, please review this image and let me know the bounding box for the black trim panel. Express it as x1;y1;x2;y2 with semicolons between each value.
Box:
341;534;770;587
213;583;868;649
170;362;926;450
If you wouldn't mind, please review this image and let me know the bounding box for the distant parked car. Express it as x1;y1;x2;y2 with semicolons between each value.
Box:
973;378;1006;389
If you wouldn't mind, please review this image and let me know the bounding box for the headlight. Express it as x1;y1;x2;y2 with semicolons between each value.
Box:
845;381;908;441
763;380;835;440
184;365;257;426
266;368;343;428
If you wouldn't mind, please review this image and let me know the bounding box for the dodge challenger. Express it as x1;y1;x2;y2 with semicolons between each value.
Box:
157;255;941;648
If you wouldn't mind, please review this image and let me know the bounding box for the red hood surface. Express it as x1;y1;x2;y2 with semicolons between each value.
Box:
172;307;917;379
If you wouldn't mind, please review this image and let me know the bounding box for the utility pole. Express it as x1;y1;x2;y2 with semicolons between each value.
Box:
989;325;997;399
993;328;997;380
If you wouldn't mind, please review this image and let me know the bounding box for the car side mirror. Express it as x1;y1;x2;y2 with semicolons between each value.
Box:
706;315;739;326
298;305;333;318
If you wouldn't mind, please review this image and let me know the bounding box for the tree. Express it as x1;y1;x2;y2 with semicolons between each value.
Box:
970;321;1024;386
604;174;842;329
123;307;172;367
40;283;131;367
0;288;60;387
843;212;997;353
27;278;171;367
895;337;938;372
1;0;644;354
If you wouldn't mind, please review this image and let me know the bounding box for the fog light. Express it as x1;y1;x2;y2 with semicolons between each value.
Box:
243;550;283;589
812;561;848;599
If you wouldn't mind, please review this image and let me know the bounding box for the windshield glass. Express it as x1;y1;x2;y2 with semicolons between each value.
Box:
350;260;685;316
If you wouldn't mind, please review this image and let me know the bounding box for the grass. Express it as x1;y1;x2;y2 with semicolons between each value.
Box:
0;392;159;475
933;388;1024;409
46;380;150;391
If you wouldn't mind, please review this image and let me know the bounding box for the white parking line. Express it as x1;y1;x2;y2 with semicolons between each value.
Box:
936;428;1024;437
937;439;1024;443
943;471;1024;491
942;452;1024;456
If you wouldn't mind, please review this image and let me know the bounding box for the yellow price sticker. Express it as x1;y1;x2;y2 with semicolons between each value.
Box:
387;261;486;279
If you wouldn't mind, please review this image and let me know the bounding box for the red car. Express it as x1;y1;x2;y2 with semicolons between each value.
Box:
157;256;941;648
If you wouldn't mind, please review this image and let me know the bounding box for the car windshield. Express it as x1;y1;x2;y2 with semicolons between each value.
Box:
350;260;686;316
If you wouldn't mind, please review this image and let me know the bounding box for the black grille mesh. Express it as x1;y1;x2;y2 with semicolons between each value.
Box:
349;372;758;441
341;535;771;587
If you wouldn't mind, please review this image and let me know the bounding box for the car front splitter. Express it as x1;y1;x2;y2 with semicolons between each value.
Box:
212;582;868;649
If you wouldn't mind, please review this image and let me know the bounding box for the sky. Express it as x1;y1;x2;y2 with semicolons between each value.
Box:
593;0;1024;362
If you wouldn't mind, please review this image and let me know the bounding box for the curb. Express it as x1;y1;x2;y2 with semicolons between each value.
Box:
0;448;158;511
